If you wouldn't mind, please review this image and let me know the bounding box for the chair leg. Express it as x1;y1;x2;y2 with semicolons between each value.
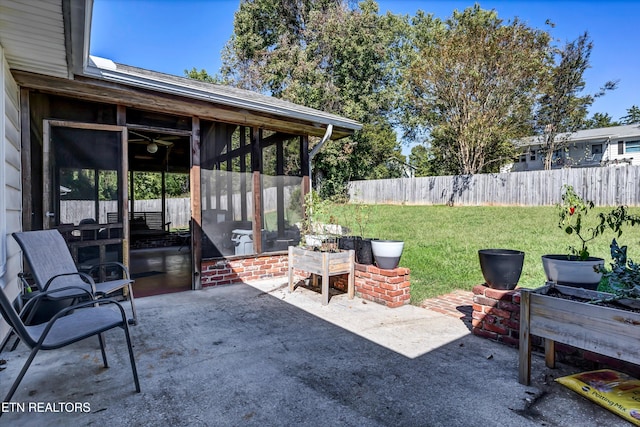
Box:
98;333;109;368
4;346;40;403
122;323;140;393
127;283;138;325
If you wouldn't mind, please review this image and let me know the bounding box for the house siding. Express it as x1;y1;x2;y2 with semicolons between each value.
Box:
1;46;22;341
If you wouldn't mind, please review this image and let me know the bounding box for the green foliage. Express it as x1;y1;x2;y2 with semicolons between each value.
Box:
401;5;550;174
597;239;640;301
220;0;406;197
621;105;640;125
132;172;189;200
558;185;640;260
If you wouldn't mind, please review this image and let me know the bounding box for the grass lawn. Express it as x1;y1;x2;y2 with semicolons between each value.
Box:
327;204;640;305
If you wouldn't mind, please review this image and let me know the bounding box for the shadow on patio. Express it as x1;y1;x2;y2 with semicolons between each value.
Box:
0;281;630;426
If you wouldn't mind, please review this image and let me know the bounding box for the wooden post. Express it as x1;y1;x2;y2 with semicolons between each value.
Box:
322;252;329;306
545;339;556;369
191;117;202;290
288;245;294;292
348;249;355;299
519;289;532;385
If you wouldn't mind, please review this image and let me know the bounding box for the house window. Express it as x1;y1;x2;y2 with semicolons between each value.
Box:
618;141;624;155
519;154;526;163
591;144;602;155
626;140;640;153
530;150;536;161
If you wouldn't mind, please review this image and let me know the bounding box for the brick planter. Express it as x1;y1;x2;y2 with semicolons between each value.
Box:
201;252;411;309
338;264;411;308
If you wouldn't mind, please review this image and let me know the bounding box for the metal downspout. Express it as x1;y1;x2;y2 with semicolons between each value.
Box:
308;124;333;188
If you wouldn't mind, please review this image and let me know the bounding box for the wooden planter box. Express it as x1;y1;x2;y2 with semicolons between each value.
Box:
288;246;355;305
519;284;640;385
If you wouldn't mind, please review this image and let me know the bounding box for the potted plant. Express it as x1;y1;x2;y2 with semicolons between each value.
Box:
542;185;631;290
478;248;525;290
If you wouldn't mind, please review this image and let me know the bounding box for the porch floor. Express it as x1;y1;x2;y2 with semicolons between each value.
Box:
0;280;629;426
129;247;191;297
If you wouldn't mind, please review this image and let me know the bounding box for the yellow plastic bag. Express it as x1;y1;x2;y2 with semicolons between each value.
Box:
556;369;640;426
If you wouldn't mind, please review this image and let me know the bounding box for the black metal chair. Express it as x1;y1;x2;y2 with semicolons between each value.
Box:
0;285;140;404
12;230;138;324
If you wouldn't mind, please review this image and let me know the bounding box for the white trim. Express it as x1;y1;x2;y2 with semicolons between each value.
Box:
0;46;7;277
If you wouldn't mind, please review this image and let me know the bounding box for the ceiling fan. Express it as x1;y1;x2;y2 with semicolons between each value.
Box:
129;130;175;154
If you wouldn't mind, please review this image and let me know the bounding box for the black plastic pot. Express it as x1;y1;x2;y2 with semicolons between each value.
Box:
356;238;374;265
478;249;525;290
338;236;357;251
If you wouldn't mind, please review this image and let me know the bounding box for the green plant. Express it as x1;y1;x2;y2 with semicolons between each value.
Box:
352;203;370;238
557;185;638;260
596;239;640;301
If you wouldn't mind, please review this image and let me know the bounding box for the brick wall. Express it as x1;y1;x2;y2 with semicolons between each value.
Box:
201;254;289;286
335;264;411;308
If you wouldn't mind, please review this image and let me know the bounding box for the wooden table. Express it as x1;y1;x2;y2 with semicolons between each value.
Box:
288;246;355;305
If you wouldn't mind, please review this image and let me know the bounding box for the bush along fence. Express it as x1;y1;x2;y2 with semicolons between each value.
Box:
472;284;640;377
349;165;640;207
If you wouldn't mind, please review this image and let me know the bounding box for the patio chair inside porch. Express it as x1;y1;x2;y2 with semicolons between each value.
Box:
12;230;138;324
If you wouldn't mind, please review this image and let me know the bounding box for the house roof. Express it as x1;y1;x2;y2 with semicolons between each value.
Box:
516;124;640;148
0;0;361;138
84;56;362;137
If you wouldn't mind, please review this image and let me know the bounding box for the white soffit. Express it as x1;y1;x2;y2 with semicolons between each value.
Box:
0;0;69;78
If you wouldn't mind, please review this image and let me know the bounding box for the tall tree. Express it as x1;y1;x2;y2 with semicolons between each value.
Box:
401;6;550;175
215;0;406;197
621;105;640;124
533;32;617;169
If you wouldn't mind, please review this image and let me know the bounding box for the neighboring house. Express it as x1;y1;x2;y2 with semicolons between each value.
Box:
0;0;360;342
509;124;640;172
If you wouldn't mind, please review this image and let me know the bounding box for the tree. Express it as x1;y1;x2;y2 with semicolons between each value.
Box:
212;0;406;198
582;112;619;129
401;6;550;175
533;32;617;169
621;105;640;124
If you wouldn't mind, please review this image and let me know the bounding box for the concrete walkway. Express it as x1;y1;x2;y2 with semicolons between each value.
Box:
0;280;630;426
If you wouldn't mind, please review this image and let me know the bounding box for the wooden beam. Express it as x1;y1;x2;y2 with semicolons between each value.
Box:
12;71;356;139
191;117;202;290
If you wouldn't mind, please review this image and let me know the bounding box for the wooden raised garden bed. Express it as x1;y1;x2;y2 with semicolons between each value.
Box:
288;246;355;305
519;283;640;385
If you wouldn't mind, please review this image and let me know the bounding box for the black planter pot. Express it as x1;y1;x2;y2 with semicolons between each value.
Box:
338;236;357;251
478;249;525;290
356;238;374;265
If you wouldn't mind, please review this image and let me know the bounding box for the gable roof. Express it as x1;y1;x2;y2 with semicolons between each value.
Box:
84;56;361;137
516;124;640;148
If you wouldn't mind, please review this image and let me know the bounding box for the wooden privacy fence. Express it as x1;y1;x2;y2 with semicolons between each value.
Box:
348;166;640;207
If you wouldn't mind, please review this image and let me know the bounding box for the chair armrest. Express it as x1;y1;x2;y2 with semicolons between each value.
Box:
85;261;131;280
165;222;171;232
44;272;96;294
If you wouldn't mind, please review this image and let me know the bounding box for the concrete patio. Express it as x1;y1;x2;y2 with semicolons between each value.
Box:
0;279;631;426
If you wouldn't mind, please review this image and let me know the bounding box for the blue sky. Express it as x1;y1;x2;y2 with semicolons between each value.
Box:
91;0;639;128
